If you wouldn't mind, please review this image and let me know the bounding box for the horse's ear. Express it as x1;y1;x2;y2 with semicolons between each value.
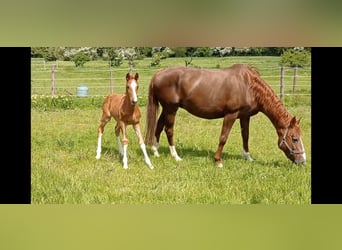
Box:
126;73;131;81
290;116;296;127
290;116;299;127
135;73;139;81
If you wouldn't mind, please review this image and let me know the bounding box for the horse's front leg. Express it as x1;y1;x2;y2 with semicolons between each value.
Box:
133;123;153;169
240;116;254;161
214;114;237;168
117;121;129;169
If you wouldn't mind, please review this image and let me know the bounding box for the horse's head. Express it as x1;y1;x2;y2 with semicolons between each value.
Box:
278;116;306;164
126;72;139;105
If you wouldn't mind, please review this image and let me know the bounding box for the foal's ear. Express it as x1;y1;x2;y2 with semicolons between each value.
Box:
126;73;131;81
134;73;139;80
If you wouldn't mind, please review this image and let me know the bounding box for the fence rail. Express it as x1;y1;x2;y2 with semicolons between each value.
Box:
31;59;311;102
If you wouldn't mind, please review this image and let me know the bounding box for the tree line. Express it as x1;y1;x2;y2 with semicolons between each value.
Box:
31;47;311;68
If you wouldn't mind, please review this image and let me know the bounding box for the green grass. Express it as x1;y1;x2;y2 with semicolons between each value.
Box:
31;56;311;204
31;106;311;204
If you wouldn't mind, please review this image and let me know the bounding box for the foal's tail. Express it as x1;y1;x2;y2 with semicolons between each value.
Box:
145;77;159;146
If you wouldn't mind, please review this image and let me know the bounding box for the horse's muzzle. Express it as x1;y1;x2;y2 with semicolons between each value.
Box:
294;158;306;164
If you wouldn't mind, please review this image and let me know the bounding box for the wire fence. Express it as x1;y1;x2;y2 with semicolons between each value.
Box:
31;59;311;102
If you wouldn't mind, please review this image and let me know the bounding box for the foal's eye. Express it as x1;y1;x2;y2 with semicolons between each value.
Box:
292;137;299;143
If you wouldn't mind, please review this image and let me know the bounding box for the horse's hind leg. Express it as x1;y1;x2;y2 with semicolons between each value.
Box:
150;112;165;157
240;117;254;161
163;109;182;161
133;123;153;169
96;112;111;159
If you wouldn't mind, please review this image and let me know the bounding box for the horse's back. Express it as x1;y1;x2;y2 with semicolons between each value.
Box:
149;65;258;118
151;65;252;99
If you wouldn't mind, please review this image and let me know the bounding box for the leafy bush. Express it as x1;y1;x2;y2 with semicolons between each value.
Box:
31;95;74;111
150;53;161;67
71;52;91;67
280;48;311;67
31;95;104;111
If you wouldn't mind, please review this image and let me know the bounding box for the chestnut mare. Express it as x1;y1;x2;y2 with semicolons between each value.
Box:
96;72;153;169
145;64;306;168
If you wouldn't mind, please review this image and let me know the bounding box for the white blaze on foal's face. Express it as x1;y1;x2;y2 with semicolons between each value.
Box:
130;79;138;104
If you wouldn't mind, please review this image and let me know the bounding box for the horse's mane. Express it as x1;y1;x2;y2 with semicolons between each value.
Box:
244;65;293;125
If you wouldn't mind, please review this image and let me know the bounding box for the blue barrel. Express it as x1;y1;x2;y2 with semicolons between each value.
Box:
77;85;88;97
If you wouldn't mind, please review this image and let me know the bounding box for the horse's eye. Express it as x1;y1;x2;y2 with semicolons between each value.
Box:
292;137;299;143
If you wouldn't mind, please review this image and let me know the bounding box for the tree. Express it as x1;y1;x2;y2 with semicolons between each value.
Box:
280;48;311;67
71;52;90;67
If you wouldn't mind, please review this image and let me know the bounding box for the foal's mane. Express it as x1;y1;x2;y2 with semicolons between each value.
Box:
244;65;292;126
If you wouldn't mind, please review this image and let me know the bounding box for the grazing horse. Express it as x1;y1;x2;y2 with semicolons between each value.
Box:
96;72;153;169
145;64;306;168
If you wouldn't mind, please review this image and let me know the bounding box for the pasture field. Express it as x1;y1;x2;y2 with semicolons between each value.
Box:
31;56;311;204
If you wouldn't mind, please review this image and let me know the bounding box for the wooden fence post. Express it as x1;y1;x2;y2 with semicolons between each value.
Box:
280;66;285;102
51;64;56;96
293;66;297;93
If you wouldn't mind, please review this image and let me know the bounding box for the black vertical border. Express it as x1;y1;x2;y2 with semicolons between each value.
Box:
0;47;31;204
311;47;342;204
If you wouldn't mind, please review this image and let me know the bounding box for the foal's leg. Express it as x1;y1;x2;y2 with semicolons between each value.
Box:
115;122;123;156
164;109;182;161
96;112;111;159
214;114;237;168
133;123;153;169
118;121;129;169
240;117;254;161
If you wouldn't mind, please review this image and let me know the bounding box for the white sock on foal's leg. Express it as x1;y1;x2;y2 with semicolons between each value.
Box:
140;143;153;169
96;134;102;159
122;144;128;169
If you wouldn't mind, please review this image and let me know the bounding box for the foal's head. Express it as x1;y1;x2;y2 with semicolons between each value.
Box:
126;72;139;105
278;116;306;164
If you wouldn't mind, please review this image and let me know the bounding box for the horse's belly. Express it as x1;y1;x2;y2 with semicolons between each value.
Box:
181;104;226;119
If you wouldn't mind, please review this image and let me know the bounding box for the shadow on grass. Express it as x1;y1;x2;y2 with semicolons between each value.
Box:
138;145;297;168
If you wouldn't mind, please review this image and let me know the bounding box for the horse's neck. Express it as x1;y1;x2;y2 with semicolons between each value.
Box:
253;80;293;134
261;100;292;134
121;95;135;113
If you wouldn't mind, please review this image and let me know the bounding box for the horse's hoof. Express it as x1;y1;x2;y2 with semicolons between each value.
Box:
216;162;223;168
242;151;254;161
95;155;100;160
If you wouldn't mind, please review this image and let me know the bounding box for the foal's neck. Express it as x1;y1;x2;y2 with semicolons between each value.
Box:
122;94;136;113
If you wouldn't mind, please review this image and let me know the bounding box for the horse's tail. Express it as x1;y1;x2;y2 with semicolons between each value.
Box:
145;76;159;145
